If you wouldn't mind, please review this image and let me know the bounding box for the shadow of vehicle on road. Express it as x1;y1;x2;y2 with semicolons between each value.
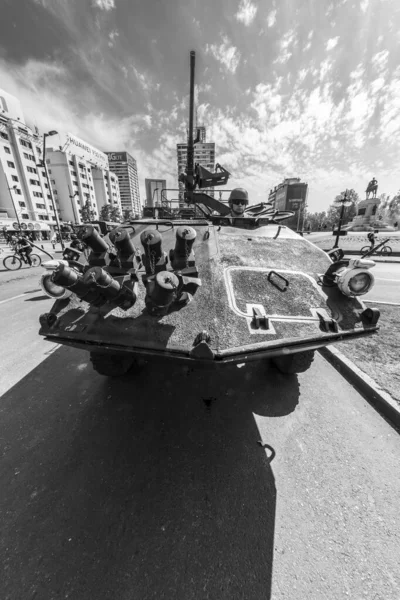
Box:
0;346;300;600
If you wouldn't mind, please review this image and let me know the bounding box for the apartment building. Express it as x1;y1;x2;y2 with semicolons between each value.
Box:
177;127;215;207
46;134;121;225
105;151;141;217
0;88;54;236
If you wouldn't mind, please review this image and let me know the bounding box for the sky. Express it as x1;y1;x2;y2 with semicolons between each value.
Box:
1;0;400;212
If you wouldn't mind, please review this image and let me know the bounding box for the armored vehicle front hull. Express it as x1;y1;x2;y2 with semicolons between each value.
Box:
39;221;378;374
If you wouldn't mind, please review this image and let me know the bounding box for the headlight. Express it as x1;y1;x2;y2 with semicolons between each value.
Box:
334;258;375;297
40;273;72;299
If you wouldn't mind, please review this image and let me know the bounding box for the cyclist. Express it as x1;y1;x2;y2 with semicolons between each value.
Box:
367;231;376;250
16;235;33;266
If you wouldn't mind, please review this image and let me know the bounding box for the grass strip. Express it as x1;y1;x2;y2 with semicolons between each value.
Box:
334;304;400;405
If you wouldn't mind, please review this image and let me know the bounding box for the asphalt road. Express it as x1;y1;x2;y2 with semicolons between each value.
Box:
365;262;400;304
1;272;400;599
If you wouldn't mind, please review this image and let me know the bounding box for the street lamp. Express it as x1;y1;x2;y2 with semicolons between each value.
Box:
333;189;353;249
38;130;65;249
7;183;21;232
68;189;79;223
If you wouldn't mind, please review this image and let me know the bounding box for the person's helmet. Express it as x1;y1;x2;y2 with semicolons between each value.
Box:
228;188;249;206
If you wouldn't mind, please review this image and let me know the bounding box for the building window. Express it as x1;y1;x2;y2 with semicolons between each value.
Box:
23;152;35;161
12;175;19;182
4;146;11;154
19;201;26;207
20;139;32;148
15;189;22;195
51;180;56;185
29;179;40;186
21;213;29;220
27;166;37;174
0;131;9;140
36;203;46;209
36;147;41;155
33;192;43;198
47;194;52;199
44;183;49;188
69;160;74;166
7;160;15;168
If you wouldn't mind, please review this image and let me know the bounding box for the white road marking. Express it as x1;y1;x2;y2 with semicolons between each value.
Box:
0;290;41;305
375;277;400;282
364;300;400;306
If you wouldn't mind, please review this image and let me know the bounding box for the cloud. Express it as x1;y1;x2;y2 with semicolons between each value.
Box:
267;10;277;27
360;0;369;12
326;37;339;51
371;50;389;75
205;36;241;73
235;0;258;26
92;0;116;10
108;29;119;48
274;30;296;64
0;57;182;200
132;67;158;92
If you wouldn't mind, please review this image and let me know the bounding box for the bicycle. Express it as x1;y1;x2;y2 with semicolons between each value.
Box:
3;250;42;270
360;237;392;257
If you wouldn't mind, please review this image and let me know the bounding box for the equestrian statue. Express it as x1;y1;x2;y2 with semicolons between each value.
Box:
366;177;378;199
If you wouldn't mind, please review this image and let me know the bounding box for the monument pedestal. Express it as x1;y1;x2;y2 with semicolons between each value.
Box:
343;196;394;231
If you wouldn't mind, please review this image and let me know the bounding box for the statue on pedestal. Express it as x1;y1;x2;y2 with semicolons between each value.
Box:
366;177;378;199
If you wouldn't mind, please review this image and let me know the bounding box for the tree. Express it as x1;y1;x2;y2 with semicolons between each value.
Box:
99;204;123;223
332;189;359;224
304;211;326;231
123;208;134;221
80;199;96;223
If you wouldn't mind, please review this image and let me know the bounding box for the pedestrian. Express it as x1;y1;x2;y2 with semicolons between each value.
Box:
394;221;398;229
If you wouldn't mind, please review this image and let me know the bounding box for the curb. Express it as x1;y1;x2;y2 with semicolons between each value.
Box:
319;345;400;429
320;248;400;262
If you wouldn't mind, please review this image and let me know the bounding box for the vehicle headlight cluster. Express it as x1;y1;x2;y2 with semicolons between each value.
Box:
333;258;375;297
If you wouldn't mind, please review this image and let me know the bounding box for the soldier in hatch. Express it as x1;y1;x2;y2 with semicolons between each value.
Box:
228;188;250;217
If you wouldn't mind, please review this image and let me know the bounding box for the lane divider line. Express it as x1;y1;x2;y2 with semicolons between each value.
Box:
0;290;42;305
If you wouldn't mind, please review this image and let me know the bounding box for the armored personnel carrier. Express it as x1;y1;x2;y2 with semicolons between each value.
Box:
38;52;380;376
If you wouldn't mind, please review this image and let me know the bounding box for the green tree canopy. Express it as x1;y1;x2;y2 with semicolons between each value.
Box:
99;204;123;223
79;199;96;223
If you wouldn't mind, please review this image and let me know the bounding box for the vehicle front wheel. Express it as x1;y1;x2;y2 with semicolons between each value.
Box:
272;350;315;374
90;352;136;377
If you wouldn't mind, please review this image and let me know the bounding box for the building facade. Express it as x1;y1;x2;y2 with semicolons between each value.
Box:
0;88;122;239
0;88;52;237
177;127;215;207
105;151;141;217
268;177;308;230
47;134;121;225
145;179;167;207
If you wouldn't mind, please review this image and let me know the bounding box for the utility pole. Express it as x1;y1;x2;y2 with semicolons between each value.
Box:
7;183;21;231
333;189;351;249
39;130;65;250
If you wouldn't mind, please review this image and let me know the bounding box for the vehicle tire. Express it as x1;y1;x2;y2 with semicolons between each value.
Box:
380;245;392;255
30;254;42;267
3;255;22;270
272;350;315;374
90;352;136;377
360;246;372;255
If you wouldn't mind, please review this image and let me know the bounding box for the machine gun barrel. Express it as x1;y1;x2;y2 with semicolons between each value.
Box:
186;50;196;190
